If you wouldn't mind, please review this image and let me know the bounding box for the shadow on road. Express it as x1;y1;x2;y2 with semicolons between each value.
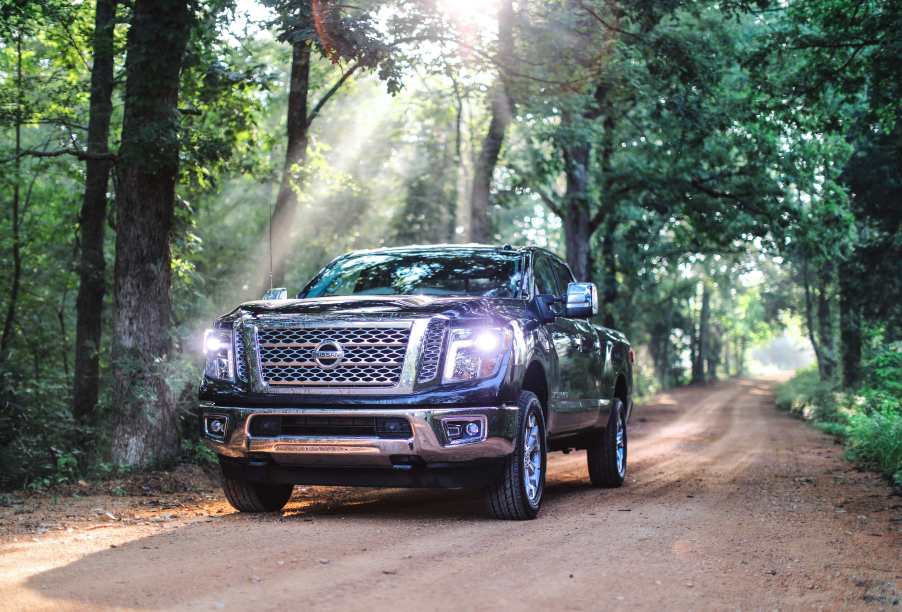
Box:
21;379;773;610
23;458;626;609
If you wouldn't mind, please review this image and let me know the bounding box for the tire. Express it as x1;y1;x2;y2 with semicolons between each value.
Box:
486;391;547;520
222;475;293;513
587;398;627;488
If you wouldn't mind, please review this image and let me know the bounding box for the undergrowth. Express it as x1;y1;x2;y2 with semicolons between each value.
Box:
776;344;902;488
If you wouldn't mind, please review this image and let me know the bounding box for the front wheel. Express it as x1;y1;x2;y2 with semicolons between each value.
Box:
486;391;547;520
222;475;293;513
587;398;627;487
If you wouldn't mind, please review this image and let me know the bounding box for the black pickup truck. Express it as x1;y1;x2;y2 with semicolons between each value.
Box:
199;245;633;519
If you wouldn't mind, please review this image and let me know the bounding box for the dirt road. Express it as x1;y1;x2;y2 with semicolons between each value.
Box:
1;378;899;611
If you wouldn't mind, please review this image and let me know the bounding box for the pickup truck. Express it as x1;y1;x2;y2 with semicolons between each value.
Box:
199;245;633;520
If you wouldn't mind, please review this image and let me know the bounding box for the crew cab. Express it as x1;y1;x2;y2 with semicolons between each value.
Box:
199;245;633;520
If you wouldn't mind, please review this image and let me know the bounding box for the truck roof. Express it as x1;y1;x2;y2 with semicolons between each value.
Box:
342;243;565;263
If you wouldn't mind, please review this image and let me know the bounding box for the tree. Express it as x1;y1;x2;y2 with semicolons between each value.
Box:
0;27;23;367
262;0;405;288
509;1;786;327
469;0;514;243
692;282;711;384
72;0;118;430
109;0;193;467
750;0;902;384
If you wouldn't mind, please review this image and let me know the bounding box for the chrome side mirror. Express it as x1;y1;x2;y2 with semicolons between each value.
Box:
565;282;598;318
262;287;288;300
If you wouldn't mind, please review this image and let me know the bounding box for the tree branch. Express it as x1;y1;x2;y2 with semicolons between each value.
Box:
577;1;644;41
305;62;360;128
534;186;563;218
689;178;744;201
0;148;117;164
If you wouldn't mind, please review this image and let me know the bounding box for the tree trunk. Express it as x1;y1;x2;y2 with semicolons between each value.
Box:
109;0;191;467
558;82;614;286
469;0;514;243
269;42;311;289
802;256;825;378
815;261;837;381
601;218;618;327
649;302;673;389
0;32;23;366
72;0;117;427
688;308;698;382
706;323;719;381
561;138;593;283
738;336;747;375
723;335;732;377
692;284;709;384
839;264;862;388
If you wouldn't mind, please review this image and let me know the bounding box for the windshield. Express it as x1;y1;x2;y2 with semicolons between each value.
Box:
299;250;526;299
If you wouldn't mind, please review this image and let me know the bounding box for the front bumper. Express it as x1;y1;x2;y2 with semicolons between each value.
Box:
201;402;519;469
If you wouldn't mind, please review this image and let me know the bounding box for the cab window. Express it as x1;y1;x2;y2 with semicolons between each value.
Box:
533;255;559;296
550;258;574;295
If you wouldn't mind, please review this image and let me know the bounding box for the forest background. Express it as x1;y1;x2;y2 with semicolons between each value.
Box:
0;0;899;490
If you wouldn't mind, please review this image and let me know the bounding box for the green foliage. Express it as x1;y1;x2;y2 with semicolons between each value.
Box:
181;439;217;467
0;0;898;488
775;368;840;422
778;344;902;487
845;409;902;487
813;420;847;440
862;343;902;408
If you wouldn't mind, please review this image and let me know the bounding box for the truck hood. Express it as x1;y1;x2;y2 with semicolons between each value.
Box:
220;295;534;325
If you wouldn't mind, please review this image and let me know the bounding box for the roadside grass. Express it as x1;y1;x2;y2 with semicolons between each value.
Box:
776;344;902;489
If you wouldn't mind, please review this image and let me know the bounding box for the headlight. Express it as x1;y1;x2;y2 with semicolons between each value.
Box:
203;328;234;382
442;327;511;384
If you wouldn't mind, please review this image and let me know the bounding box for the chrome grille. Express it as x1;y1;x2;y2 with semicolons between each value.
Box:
417;318;447;382
234;333;248;382
256;324;410;387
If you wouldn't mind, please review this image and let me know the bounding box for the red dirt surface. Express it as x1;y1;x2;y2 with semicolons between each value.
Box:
1;378;899;610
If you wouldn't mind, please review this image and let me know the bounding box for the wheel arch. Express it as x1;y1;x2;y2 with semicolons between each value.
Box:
613;372;631;421
521;360;549;423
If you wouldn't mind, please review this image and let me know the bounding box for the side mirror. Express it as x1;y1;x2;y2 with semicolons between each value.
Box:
262;287;288;300
565;282;598;318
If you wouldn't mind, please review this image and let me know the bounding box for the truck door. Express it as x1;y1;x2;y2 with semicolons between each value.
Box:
549;257;607;429
533;254;583;432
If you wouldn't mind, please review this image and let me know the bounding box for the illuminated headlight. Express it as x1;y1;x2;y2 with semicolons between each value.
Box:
442;327;511;384
203;328;234;382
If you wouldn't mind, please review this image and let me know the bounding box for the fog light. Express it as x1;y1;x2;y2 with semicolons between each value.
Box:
204;415;229;441
441;416;486;446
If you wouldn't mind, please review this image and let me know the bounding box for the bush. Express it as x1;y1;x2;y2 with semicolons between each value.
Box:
0;369;85;490
814;420;847;439
845;409;902;487
861;343;902;413
775;368;841;422
777;344;901;488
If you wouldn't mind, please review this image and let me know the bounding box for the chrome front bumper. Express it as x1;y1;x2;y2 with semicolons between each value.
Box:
201;402;519;468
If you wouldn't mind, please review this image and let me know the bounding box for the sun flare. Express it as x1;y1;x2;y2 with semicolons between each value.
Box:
436;0;499;34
